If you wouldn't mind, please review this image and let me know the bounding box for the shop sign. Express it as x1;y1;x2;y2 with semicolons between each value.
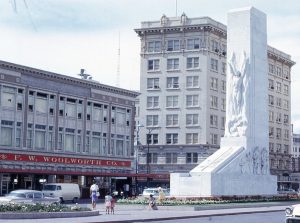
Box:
0;152;131;167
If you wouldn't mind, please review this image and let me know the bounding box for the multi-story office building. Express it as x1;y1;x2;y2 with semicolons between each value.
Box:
0;60;138;196
134;14;295;188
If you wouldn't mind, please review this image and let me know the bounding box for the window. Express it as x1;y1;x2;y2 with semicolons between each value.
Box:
276;143;282;153
16;123;21;147
269;64;275;74
276;82;281;92
222;62;226;74
147;78;160;89
166;96;179;108
166;153;177;164
116;135;124;156
77;133;81;152
167;58;179;70
186;152;198;164
269;127;274;137
166;133;178;144
283;85;289;95
187;38;200;50
221;80;226;92
1;86;15;108
186;95;199;107
147;41;161;52
221;117;225;129
146;115;159;127
35;125;46;150
0;120;13;146
147;134;158;145
166;77;179;89
210;115;218;127
85;132;90;153
210;96;218;109
167;40;180;51
147;96;159;109
269;142;274;152
268;95;274;105
269;111;274;122
276;128;282;139
27;124;33;148
276;67;282;77
284;129;289;139
148;153;158;164
276;112;282;123
221;98;226;110
284;114;289;124
186;57;199;69
276;98;282;107
186;114;198;126
210;133;218;145
210;77;218;90
186;76;199;88
210;58;218;71
166;114;179;126
269;79;274;90
211;40;219;52
186;133;198;144
148;59;160;71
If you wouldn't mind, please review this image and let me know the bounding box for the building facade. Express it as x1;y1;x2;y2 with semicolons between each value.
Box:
134;14;295;188
0;60;138;196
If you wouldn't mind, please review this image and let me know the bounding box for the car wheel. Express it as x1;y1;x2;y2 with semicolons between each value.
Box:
72;197;78;203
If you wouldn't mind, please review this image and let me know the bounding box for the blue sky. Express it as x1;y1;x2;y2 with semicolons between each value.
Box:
0;0;299;131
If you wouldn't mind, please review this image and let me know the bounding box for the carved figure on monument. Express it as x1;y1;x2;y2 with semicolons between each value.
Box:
261;148;268;175
252;147;260;174
225;52;249;137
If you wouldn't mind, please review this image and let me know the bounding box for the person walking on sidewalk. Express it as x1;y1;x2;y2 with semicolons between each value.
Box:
148;194;158;210
90;180;99;210
110;194;116;214
105;192;113;214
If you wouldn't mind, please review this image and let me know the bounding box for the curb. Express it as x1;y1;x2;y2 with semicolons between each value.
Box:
0;210;99;219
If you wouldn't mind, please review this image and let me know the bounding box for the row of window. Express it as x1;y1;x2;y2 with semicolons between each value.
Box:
268;64;290;80
146;133;219;145
146;152;200;164
147;95;225;110
269;127;290;140
268;95;289;110
270;158;290;170
146;39;226;53
268;80;289;95
146;114;225;129
0;120;131;156
147;58;225;73
147;76;226;92
268;111;289;124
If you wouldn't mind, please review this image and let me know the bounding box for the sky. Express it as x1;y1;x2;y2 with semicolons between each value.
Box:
0;0;299;131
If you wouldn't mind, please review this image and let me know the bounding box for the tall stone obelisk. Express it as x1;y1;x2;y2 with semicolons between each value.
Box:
170;7;277;196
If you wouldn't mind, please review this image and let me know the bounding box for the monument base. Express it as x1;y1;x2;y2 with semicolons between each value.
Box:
170;172;277;196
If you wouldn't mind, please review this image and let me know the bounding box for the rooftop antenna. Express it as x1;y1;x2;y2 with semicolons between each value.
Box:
175;0;178;17
116;31;120;87
78;69;92;80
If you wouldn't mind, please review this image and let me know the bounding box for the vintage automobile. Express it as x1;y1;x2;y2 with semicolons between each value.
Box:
0;189;60;204
286;204;300;223
141;188;170;197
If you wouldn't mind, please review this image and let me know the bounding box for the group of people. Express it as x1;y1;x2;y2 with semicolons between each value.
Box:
90;180;116;214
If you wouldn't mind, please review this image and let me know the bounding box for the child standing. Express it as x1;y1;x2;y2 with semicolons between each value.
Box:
110;194;116;214
105;192;112;214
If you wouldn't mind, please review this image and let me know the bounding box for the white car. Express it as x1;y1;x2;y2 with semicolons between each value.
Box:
286;204;300;223
0;189;60;205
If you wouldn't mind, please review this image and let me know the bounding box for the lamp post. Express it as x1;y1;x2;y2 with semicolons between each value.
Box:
135;124;144;196
146;127;158;187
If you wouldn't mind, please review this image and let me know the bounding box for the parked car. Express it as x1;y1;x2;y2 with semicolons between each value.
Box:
0;189;60;204
278;188;298;195
42;183;81;203
286;204;300;222
141;188;170;197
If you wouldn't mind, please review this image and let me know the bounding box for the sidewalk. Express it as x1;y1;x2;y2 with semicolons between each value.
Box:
0;201;291;223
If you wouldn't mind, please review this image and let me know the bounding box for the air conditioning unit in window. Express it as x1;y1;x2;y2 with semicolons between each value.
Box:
173;84;179;88
154;85;160;89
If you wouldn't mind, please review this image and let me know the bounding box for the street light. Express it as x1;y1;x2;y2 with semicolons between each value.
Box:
135;124;144;195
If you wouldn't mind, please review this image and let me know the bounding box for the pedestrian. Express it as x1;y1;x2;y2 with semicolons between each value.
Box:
90;180;99;210
157;187;165;205
105;192;112;214
110;194;116;214
148;194;158;210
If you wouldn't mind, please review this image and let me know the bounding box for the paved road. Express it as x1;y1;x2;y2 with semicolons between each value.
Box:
0;200;294;223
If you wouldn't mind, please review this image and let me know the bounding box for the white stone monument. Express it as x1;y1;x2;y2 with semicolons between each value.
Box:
170;7;277;196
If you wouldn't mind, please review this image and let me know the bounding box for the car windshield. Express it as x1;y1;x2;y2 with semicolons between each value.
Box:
43;185;57;191
8;192;26;198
